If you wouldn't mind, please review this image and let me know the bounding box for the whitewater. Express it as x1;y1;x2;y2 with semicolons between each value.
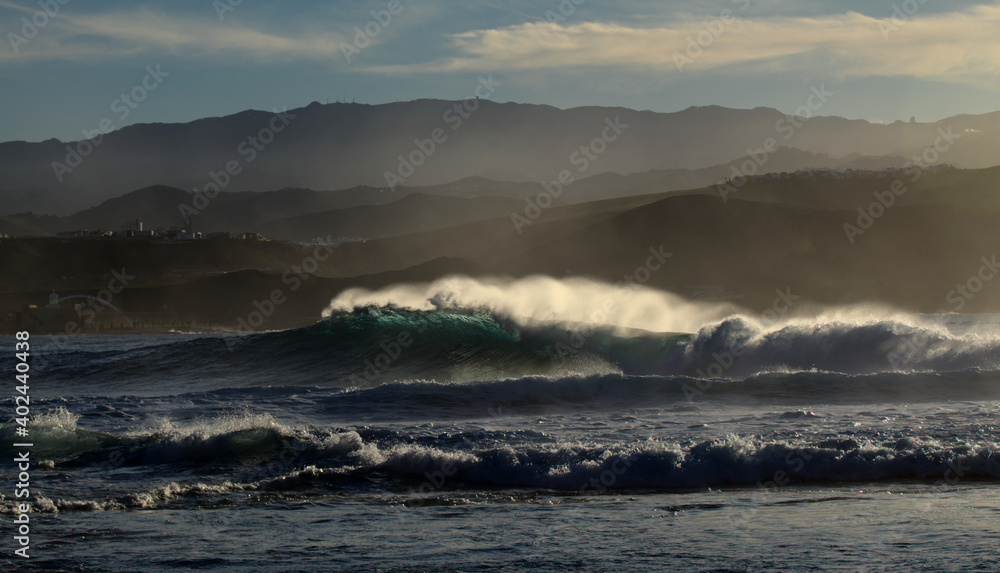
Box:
2;276;998;572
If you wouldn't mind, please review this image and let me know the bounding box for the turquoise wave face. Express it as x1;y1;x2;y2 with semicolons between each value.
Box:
297;306;696;383
25;306;659;392
214;307;1000;382
16;307;1000;397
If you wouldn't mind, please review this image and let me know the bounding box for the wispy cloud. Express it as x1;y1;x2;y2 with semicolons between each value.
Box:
1;8;346;64
360;4;1000;87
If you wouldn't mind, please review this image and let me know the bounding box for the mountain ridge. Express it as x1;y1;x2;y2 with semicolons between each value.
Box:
3;99;998;215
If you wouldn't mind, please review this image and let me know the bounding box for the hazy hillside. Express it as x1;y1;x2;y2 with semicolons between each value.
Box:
3;100;998;215
256;193;527;241
0;180;532;235
308;163;1000;292
325;179;1000;312
689;165;1000;211
0;150;911;237
8;173;999;321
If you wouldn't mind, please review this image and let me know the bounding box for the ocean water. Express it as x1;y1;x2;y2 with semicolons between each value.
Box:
2;301;1000;572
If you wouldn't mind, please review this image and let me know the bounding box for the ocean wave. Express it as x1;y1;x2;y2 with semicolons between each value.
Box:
680;314;1000;377
0;407;116;460
5;434;997;513
352;435;1000;490
15;305;1000;396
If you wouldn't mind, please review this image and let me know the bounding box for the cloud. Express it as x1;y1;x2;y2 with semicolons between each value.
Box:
1;8;346;64
360;4;1000;87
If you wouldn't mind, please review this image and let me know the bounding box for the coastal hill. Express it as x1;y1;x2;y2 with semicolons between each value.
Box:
2;100;999;215
0;149;924;238
4;165;1000;333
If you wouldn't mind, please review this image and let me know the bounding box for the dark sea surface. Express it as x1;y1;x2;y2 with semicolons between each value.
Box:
2;307;999;571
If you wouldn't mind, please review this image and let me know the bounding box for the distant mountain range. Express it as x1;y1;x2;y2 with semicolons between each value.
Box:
0;149;913;239
5;161;1000;324
0;181;540;239
8;164;1000;320
2;99;999;215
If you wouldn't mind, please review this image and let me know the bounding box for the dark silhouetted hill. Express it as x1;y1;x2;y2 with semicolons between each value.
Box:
3;100;999;215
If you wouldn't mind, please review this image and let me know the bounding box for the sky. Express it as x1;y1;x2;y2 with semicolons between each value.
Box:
1;0;999;143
